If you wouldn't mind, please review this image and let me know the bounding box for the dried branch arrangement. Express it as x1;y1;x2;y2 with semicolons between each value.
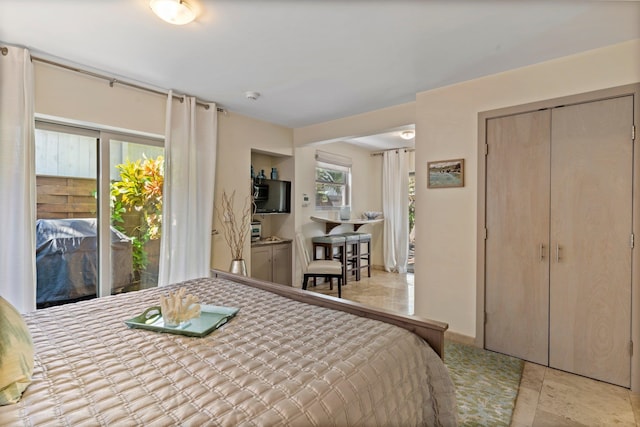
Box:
216;190;252;260
159;287;201;326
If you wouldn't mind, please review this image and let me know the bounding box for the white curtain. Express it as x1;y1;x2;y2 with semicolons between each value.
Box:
158;92;218;286
0;46;36;313
382;150;409;273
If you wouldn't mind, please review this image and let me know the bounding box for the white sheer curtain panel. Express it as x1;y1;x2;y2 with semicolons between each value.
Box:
0;46;36;313
382;149;409;273
159;92;218;286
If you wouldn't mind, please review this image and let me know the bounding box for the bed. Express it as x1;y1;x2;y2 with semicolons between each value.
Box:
1;270;457;426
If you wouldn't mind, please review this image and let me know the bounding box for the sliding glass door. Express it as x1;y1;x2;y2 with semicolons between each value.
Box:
35;124;99;307
35;122;163;308
106;134;164;291
408;171;415;273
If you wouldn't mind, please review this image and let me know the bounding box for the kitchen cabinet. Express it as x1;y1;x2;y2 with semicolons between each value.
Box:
251;240;292;286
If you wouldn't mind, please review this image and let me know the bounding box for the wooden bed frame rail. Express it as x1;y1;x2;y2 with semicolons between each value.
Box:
212;269;449;359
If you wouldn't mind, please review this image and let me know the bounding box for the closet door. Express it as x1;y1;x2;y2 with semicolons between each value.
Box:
485;110;551;365
549;96;633;388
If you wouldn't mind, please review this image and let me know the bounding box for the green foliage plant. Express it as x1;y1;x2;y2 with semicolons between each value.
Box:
110;156;164;273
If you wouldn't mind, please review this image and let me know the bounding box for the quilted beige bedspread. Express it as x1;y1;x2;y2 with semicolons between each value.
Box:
1;276;457;426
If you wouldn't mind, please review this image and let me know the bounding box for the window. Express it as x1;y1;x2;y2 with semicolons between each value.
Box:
315;150;351;210
35;121;163;307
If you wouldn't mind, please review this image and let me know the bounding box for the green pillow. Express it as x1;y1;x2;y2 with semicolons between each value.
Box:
0;296;34;405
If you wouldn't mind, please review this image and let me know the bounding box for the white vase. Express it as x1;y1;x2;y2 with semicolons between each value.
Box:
339;206;351;220
229;259;248;276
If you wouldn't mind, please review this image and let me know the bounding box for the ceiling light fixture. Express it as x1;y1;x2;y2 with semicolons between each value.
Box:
400;130;415;140
245;91;261;101
150;0;196;25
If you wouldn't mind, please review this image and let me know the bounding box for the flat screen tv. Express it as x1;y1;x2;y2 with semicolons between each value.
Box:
253;179;291;214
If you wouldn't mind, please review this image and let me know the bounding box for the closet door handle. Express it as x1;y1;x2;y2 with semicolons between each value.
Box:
555;244;561;263
539;244;545;261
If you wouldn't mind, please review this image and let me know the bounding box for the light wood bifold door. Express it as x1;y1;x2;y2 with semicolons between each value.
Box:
484;94;634;388
485;109;551;366
549;97;632;387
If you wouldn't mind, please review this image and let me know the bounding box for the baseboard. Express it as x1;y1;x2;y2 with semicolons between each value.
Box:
445;330;478;347
370;265;413;272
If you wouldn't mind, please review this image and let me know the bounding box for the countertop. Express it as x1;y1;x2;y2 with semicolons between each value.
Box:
251;237;292;247
310;215;383;233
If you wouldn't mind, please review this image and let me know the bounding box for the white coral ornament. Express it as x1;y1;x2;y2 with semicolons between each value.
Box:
159;287;201;327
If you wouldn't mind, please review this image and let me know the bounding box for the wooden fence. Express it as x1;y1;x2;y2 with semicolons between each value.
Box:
36;176;96;219
36;175;160;289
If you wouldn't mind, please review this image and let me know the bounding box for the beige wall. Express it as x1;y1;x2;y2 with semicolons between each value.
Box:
294;102;415;147
416;39;640;338
35;62;166;135
294;142;384;281
209;113;294;272
34;39;640;339
292;143;417;286
292;101;415;286
33;61;294;276
294;39;640;337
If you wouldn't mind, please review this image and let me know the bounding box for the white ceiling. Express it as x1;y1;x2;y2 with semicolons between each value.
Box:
345;125;416;151
1;0;639;147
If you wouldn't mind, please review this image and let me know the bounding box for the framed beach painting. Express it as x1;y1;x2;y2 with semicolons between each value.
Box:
427;159;464;188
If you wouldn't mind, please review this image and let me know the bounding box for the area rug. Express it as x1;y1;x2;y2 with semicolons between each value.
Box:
444;341;524;426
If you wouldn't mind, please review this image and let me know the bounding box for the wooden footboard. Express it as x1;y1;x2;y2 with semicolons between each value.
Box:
212;270;449;359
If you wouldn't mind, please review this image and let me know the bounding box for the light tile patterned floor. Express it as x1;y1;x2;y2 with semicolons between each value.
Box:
512;363;639;427
302;268;414;315
304;269;640;426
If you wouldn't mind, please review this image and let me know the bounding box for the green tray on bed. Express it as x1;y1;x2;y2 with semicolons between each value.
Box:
125;304;239;337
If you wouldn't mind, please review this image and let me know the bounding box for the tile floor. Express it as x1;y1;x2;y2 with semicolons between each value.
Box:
511;363;639;426
304;269;640;426
305;268;415;315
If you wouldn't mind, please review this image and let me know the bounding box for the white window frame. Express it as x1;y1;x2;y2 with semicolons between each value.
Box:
315;150;352;211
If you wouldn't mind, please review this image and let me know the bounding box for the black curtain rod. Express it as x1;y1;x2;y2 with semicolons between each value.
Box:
370;148;415;156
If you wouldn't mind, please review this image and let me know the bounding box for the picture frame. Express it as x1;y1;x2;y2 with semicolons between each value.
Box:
427;158;464;188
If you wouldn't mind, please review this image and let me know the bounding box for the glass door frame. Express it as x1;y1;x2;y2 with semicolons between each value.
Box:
98;132;164;297
35;119;163;300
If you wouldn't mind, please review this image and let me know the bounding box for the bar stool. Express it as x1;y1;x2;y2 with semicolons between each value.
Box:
356;233;372;278
311;235;346;287
335;233;360;282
